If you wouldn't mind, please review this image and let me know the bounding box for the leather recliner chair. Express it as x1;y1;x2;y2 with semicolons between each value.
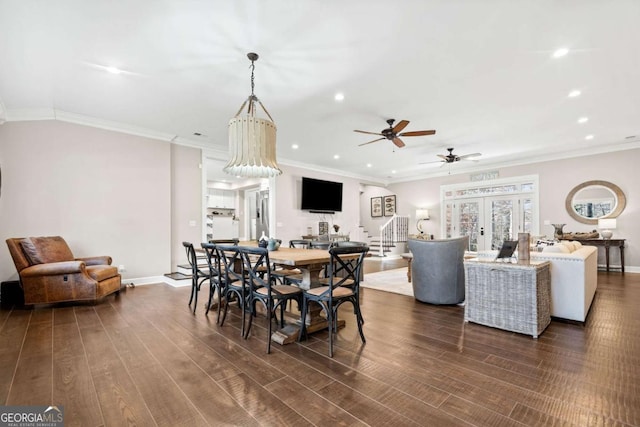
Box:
6;236;121;305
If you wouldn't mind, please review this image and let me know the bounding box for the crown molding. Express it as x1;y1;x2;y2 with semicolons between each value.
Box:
0;97;6;124
389;140;640;184
4;108;177;142
55;111;177;142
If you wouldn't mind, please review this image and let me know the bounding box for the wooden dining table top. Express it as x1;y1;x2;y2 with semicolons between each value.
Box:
221;242;361;267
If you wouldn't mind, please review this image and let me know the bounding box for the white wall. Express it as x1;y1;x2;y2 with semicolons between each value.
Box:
0;120;172;280
272;165;362;245
385;148;640;271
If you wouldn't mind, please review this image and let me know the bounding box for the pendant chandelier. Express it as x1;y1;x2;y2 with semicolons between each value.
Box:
224;52;282;178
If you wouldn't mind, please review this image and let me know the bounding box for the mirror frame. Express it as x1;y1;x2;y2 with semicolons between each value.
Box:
565;180;626;224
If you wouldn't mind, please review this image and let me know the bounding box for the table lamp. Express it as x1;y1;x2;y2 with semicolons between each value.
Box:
416;209;430;234
598;218;616;239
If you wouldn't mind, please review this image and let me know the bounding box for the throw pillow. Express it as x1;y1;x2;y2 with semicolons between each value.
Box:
28;236;74;263
20;238;43;265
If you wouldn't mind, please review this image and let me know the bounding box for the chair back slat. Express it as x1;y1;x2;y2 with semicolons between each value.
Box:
327;245;369;289
182;241;198;276
200;242;222;278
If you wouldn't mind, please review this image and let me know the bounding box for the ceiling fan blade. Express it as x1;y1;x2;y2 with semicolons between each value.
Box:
458;153;482;159
437;154;448;160
399;130;436;137
358;137;386;146
391;120;410;134
392;137;406;148
419;160;443;165
354;130;383;136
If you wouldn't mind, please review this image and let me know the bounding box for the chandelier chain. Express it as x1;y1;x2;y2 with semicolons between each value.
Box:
250;60;256;97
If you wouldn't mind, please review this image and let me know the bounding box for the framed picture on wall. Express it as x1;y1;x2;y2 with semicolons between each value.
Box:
318;221;329;236
371;197;382;217
384;195;396;216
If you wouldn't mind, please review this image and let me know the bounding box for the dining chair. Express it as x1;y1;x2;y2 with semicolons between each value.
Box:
200;242;227;322
240;246;303;354
309;241;331;250
209;238;240;245
298;245;369;357
319;242;369;287
183;241;209;314
289;239;311;249
217;244;249;336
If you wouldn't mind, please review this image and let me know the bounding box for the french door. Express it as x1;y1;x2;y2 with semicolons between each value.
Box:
443;176;538;252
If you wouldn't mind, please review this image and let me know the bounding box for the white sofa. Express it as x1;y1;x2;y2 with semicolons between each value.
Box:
476;241;598;322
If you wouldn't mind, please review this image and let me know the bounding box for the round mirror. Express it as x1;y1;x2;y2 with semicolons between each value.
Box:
565;180;626;224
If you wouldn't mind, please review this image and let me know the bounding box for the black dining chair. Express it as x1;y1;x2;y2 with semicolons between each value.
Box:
183;241;209;314
240;246;303;354
201;242;228;323
217;244;249;336
298;245;369;357
209;238;240;245
289;239;311;249
309;241;331;250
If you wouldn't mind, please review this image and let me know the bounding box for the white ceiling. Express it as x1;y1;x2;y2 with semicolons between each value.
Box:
2;1;639;184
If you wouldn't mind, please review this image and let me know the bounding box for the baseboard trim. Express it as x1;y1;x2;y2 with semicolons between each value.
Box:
125;276;190;288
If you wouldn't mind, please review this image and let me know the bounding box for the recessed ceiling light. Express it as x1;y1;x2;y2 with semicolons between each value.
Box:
291;144;299;149
391;170;397;174
578;117;589;124
105;66;122;74
568;90;581;98
552;48;569;58
334;93;344;102
366;163;372;168
333;154;340;159
585;135;594;140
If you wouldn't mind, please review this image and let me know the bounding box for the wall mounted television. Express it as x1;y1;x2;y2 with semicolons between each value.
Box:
300;177;343;213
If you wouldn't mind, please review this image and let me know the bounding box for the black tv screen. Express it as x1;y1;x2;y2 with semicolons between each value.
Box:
301;177;343;212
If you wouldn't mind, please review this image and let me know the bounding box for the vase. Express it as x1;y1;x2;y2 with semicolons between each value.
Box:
551;224;565;240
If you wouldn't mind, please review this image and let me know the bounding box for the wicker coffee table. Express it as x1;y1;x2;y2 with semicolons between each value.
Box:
464;259;551;338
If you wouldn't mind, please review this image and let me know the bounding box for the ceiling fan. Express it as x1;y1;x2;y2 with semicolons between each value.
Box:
355;119;436;148
421;148;482;165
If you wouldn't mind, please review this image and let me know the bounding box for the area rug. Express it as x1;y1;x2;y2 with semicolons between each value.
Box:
361;267;414;297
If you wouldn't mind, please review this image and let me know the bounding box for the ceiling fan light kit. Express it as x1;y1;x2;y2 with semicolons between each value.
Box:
224;52;282;178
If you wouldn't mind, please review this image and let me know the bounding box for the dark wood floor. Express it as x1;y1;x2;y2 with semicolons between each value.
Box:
1;260;639;426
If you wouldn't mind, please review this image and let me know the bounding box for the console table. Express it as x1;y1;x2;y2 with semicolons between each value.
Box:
579;238;625;273
464;259;551;338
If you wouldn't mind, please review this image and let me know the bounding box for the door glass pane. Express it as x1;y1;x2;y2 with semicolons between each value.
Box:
459;201;480;251
522;198;532;233
490;200;513;250
445;202;454;238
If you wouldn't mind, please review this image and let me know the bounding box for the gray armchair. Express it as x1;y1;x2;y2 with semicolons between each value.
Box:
408;236;469;305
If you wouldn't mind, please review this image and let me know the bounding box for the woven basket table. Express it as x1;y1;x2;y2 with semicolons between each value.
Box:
464;259;551;338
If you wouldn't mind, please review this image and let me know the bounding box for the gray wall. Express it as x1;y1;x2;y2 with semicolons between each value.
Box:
272;164;362;244
0;120;173;280
385;147;640;271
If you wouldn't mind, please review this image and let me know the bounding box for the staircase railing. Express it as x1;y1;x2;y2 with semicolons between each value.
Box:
378;214;409;256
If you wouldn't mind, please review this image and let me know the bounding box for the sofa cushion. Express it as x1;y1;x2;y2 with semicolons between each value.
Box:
20;238;44;265
27;236;75;264
542;244;570;254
